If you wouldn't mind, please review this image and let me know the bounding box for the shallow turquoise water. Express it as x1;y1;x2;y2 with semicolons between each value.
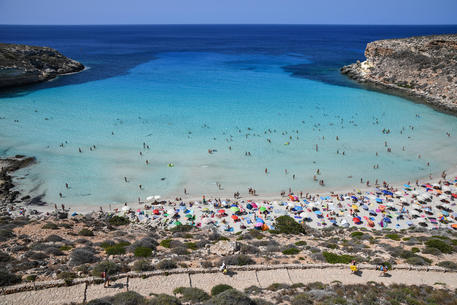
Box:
1;50;457;206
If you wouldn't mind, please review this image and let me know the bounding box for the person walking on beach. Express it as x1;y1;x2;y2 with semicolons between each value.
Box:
102;268;110;288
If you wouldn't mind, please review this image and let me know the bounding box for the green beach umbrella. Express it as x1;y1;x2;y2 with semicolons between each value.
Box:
174;221;182;226
230;206;240;212
260;206;267;212
185;214;193;218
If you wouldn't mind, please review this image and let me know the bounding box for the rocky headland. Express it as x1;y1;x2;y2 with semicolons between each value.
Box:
0;43;84;88
341;34;457;113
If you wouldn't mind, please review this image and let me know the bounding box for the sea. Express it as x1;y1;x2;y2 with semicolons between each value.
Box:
1;25;457;207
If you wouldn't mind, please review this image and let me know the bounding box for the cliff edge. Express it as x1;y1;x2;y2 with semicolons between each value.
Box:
0;43;84;88
341;34;457;113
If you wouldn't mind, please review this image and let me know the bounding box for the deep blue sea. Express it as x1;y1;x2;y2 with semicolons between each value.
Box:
1;25;457;206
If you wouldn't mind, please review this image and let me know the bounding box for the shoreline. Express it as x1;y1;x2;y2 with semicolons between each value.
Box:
3;154;457;232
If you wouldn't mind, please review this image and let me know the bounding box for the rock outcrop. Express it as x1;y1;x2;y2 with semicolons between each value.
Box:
341;34;457;113
0;43;84;88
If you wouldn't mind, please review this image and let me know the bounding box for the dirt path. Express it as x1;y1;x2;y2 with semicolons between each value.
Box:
1;266;456;305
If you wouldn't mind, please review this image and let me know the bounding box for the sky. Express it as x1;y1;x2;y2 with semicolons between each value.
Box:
1;0;457;25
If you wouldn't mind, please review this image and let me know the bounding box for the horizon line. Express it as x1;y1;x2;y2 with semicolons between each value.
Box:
1;23;457;26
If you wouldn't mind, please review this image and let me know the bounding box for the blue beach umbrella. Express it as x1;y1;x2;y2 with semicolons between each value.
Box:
376;198;383;203
256;217;265;224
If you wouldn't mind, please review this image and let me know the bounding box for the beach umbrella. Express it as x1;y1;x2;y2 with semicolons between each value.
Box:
362;204;369;210
185;214;193;218
153;209;160;215
231;215;239;220
251;203;258;209
230;206;240;212
369;210;377;216
351;196;358;201
351;205;359;210
294;206;303;211
314;210;322;215
259;206;267;212
451;224;457;230
246;203;253;210
376;198;383;203
174;221;182;226
121;206;130;212
256;217;265;224
218;209;225;214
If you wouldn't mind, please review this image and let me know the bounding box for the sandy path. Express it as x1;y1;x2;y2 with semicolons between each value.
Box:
1;266;456;305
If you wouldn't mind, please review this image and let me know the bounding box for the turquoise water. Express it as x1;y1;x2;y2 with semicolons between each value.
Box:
1;25;457;206
1;50;457;205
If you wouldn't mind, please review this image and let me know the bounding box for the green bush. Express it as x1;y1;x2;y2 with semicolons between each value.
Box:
266;283;290;291
25;274;37;282
59;245;72;251
185;242;197;250
0;251;12;263
156;259;177;270
425;239;453;254
322;251;354;264
108;216;129;226
57;271;77;281
291;293;313;305
0;270;21;286
149;294;182;305
170;224;194;232
160;239;172;248
411;247;420;253
422;247;442;256
105;244;126;255
406;256;431;266
79;228;94;237
42;222;59;230
0;229;14;242
282;248;300;255
173;287;210;302
295;241;307;246
134;246;152;257
107;291;146;305
350;231;364;238
133;259;154;272
437;261;457;270
206;289;254;305
223;254;255;266
271;215;306;234
92;260;120;277
211;284;233;296
386;233;401;241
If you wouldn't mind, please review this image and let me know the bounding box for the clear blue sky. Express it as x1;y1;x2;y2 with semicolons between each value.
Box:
1;0;457;25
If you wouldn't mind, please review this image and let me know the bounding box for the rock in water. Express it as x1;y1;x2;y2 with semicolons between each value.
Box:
341;34;457;113
0;43;84;88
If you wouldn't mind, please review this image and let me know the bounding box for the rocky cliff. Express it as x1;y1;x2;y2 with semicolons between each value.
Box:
0;43;84;88
341;34;457;113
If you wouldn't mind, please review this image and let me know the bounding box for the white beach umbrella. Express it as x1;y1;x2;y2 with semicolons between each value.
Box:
121;205;130;212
